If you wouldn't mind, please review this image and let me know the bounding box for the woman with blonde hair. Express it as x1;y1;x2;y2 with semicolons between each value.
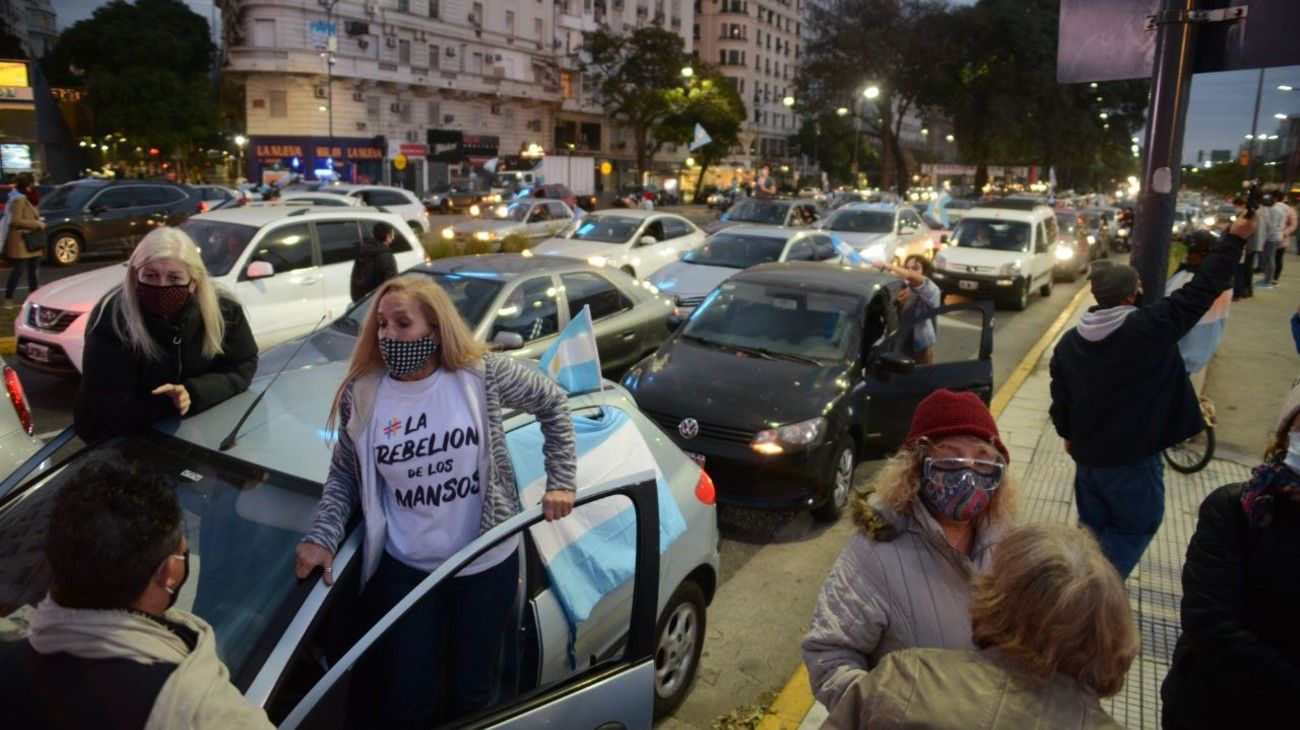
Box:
803;389;1016;711
73;227;257;442
824;522;1136;729
295;274;577;725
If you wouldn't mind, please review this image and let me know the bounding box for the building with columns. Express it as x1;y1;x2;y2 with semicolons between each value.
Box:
218;0;694;195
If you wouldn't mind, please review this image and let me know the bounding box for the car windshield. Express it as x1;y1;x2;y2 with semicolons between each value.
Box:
951;220;1033;252
0;435;334;689
338;271;503;334
682;232;787;269
825;210;893;233
683;281;859;361
180;220;260;277
564;216;642;244
725;199;791;225
503;204;531;222
1055;215;1077;234
39;184;100;212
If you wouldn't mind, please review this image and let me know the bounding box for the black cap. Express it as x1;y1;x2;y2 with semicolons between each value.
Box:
1088;259;1140;308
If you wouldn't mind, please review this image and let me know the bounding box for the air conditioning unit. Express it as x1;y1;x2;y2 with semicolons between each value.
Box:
352;91;365;101
364;1;377;15
445;47;456;57
492;53;503;62
313;85;327;99
345;21;369;35
443;114;455;123
490;102;502;115
356;121;368;130
386;36;397;48
468;13;480;26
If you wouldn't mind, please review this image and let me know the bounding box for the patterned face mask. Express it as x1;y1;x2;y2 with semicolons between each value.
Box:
920;457;1005;522
136;282;192;320
378;336;439;376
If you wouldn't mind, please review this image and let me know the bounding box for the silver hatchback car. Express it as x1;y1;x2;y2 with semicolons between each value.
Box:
0;359;719;727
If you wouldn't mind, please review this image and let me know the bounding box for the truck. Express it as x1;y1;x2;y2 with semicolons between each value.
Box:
492;156;596;200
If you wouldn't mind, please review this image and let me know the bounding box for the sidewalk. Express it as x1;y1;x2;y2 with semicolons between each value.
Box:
785;258;1293;728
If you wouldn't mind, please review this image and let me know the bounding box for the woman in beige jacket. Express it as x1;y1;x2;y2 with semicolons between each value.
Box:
3;172;46;307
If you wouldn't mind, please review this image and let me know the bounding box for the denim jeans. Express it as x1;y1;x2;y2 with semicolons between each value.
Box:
354;550;520;728
1234;251;1258;298
1261;239;1278;282
1074;453;1165;579
4;257;38;299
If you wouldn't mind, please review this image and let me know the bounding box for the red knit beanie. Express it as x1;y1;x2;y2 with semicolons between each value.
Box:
903;389;1009;463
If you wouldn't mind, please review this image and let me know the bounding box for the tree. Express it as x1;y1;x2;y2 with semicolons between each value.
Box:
42;0;217;165
582;26;691;182
788;113;877;186
659;65;746;202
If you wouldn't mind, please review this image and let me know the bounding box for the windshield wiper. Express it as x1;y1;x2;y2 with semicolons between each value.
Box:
753;348;821;365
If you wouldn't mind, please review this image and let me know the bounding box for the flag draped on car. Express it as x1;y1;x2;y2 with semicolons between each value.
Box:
832;237;874;267
539;306;602;393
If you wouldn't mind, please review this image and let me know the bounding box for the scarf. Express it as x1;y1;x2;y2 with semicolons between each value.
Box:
1240;455;1300;529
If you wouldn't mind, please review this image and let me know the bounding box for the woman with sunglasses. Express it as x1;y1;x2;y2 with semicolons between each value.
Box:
802;389;1017;711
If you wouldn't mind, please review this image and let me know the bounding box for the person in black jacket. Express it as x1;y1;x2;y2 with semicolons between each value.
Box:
350;221;399;302
1049;212;1256;579
73;227;257;443
1161;384;1300;729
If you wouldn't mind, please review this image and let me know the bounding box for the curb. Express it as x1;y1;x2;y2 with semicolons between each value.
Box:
750;285;1093;728
0;337;14;356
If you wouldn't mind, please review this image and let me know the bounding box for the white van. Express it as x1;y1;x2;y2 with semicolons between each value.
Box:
931;201;1058;310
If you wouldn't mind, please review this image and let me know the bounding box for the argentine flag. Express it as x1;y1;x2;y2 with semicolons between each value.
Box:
688;123;713;151
832;236;874;268
509;407;688;663
928;190;951;229
540;306;602;393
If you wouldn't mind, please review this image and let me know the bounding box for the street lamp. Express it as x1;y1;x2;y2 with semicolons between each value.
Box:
945;134;955;143
863;86;880;100
836;107;848;116
782;95;795;107
1280;85;1294;91
680;66;694;78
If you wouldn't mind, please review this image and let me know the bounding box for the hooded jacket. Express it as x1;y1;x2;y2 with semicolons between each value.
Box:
0;597;272;730
801;492;1007;710
349;238;397;302
1048;232;1245;467
74;290;259;444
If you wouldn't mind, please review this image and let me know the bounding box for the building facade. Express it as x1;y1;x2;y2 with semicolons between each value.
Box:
218;0;694;195
0;0;57;59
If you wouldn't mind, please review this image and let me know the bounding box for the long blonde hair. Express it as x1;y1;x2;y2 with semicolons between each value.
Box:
970;522;1139;697
97;227;227;361
328;274;488;431
867;438;1017;527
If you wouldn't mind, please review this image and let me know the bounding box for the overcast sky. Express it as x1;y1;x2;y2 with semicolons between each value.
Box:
54;1;1300;166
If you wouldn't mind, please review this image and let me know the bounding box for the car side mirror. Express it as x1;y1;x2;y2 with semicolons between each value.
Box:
492;331;525;350
637;235;657;247
245;260;275;279
874;351;915;375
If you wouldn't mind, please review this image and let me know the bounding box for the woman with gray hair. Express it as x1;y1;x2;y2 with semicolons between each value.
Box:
823;522;1137;729
73;227;258;442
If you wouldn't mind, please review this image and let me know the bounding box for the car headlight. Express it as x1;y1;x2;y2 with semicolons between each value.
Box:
441;227;455;240
1086;234;1096;245
1054;244;1075;261
1171;224;1179;233
998;260;1022;276
474;230;496;241
587;255;608;267
1117;227;1129;237
469;204;481;216
750;417;827;455
1203;216;1215;226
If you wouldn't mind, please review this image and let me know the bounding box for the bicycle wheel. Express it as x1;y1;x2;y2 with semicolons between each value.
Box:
1164;426;1215;474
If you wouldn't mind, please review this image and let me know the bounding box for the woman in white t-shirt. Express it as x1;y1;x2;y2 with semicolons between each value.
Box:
295;274;577;725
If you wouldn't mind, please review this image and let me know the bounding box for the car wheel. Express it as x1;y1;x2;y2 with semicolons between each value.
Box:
654;581;706;719
50;231;83;266
812;438;855;523
1007;281;1029;311
1039;276;1053;297
440;199;451;214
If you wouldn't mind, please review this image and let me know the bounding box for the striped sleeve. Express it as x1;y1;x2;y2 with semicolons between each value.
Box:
491;355;577;492
305;390;362;552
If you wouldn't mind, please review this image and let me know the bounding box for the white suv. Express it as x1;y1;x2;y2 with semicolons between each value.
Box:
15;207;426;374
930;201;1058;310
316;183;430;233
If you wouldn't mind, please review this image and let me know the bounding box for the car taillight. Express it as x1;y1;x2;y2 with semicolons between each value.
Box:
4;366;33;437
694;468;716;505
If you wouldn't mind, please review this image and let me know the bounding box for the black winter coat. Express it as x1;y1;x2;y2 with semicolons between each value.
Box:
1048;232;1244;467
1161;482;1300;729
350;238;397;302
73;291;258;443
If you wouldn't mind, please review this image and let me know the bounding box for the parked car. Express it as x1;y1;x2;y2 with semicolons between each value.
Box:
818;202;934;263
441;199;575;250
317;183;431;233
943;198;975;223
623;262;994;521
930;201;1059;310
1053;212;1091;282
704;198;822;234
531;210;706;280
38;179;205;265
0;361;719;725
647;226;846;315
272;192;364;208
193;184;244;212
423;183;492;213
705;189;741;211
1172;204;1203;241
510;183;580;212
14;207;426;374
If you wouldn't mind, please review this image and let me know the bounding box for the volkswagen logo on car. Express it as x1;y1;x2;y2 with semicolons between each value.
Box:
678;417;700;440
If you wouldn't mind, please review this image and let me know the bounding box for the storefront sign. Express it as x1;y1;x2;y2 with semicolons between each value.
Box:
399;143;428;157
309;20;337;52
250;135;385;177
0;86;33;101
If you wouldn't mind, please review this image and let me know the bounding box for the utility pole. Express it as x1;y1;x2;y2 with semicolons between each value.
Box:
324;0;340;180
1245;68;1264;179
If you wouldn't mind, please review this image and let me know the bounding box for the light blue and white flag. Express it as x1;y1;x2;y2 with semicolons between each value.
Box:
832;237;874;267
688;123;713;151
509;407;689;663
928;190;952;229
539;306;602;393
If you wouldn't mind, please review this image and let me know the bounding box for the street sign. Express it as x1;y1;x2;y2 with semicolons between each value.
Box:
393;153;408;171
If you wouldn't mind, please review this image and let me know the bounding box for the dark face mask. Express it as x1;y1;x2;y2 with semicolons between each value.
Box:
379;336;440;376
137;282;192;320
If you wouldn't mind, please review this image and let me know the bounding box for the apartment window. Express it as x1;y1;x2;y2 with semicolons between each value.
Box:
428;101;441;125
505;10;515;35
471;51;484;74
398;101;411;122
560;70;576;99
366;95;380;116
398;39;410;64
268;89;286;117
429;44;440;68
253;18;275;46
397;0;409;11
535;17;544;40
428;0;440;18
693;23;699;40
472;2;484;22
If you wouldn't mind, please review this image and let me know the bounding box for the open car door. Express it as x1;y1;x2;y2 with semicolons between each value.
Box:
281;473;661;730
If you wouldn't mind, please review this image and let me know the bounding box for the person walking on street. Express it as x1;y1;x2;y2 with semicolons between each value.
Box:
0;461;274;729
2;172;46;307
1160;383;1300;729
1049;214;1256;579
350;221;399;302
755;164;778;199
1259;193;1286;289
1272;194;1295;286
803;389;1016;711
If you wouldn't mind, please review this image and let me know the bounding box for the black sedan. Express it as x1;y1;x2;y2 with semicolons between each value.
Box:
255;255;675;377
621;262;994;521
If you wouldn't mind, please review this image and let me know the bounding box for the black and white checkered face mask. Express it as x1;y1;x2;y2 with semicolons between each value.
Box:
378;336;439;376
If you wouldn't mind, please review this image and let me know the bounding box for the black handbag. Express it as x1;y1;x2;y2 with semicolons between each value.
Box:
21;228;45;255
